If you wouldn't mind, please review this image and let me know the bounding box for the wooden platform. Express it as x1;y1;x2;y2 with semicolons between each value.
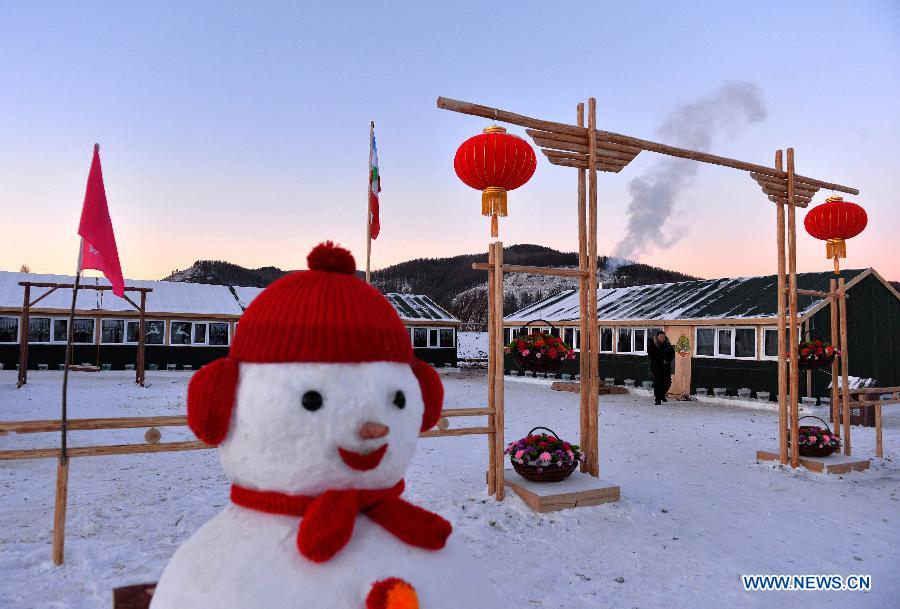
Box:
504;469;620;512
756;450;871;474
550;381;627;395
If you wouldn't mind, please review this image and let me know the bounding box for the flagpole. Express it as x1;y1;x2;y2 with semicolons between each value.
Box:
53;237;82;565
366;120;373;285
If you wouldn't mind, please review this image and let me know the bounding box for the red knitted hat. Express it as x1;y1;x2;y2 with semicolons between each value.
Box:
231;242;412;363
187;242;443;445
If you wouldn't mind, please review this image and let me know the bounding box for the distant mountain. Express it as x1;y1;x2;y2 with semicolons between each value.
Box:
164;245;698;329
165;261;295;287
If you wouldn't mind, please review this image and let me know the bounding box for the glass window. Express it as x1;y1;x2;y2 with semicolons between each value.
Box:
28;317;50;342
439;328;454;348
145;320;165;345
171;321;192;345
429;329;438;347
413;328;427;348
550;327;560;337
696;328;715;356
575;329;580;351
633;329;647;353
600;327;613;352
504;328;512;344
563;328;575;349
74;319;94;343
717;329;733;356
193;323;207;344
209;322;229;346
101;319;125;343
127;321;140;343
735;328;756;358
764;328;779;358
53;319;68;342
617;328;632;353
0;316;19;342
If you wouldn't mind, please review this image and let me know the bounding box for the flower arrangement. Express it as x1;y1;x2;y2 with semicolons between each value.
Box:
798;339;839;370
505;427;582;482
674;333;691;358
505;331;575;372
794;417;841;457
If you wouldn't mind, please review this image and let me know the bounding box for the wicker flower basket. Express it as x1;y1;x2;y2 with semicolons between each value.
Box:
797;338;839;370
789;415;841;457
507;426;580;483
507;320;573;374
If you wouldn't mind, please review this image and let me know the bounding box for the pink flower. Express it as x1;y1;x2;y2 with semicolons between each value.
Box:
567;450;574;461
538;451;552;463
822;435;830;442
535;353;542;358
808;435;818;443
522;349;530;356
515;449;525;459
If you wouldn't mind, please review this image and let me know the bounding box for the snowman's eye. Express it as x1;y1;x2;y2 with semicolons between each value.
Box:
301;391;323;411
393;391;406;409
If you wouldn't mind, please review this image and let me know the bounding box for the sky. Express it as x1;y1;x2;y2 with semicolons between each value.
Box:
1;1;898;281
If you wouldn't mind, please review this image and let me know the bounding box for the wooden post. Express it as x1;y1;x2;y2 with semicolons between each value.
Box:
829;278;840;436
51;457;69;565
577;102;589;474
586;98;600;477
786;148;800;469
874;404;882;459
492;242;505;500
486;245;497;495
18;284;30;387
838;276;851;455
803;321;812;397
774;150;788;465
137;291;146;386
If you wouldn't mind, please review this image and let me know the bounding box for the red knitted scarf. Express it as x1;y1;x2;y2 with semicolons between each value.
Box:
230;480;452;563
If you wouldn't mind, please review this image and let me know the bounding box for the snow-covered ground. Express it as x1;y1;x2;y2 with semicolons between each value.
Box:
457;330;487;360
1;370;898;609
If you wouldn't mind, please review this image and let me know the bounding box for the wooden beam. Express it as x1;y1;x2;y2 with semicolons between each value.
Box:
19;282;152;293
0;415;188;434
577;102;589;475
0;440;210;461
420;426;494;439
587;97;600;478
441;407;494;418
493;241;506;500
838;276;851;455
51;459;69;565
471;263;588;278
437;97;859;194
830;278;841;438
775;150;788;465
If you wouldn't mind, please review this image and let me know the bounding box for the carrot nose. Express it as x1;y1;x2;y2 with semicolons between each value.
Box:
359;421;390;440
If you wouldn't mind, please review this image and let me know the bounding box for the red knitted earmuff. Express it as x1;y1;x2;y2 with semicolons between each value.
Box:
187;357;240;445
411;358;443;431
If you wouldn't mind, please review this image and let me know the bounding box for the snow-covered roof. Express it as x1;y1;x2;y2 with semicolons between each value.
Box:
0;272;460;324
0;271;245;316
384;293;459;323
507;269;870;323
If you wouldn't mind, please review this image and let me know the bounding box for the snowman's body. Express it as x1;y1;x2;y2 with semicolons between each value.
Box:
152;359;503;608
151;505;502;609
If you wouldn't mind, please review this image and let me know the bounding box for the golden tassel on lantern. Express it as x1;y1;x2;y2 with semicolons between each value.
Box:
482;186;507;238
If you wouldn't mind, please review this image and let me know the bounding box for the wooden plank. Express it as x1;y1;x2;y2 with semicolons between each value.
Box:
787;148;800;469
493;242;506;501
471;263;588;278
51;458;69;565
437;96;859;193
587;98;600;478
839;386;900;395
757;450;870;475
576;102;589;475
503;471;620;513
0;415;188;434
419;426;494;439
18;282;152;292
0;440;210;461
441;408;493;418
838;277;851;455
544;155;625;172
486;244;497;496
775;150;789;465
830;278;841;437
875;404;883;459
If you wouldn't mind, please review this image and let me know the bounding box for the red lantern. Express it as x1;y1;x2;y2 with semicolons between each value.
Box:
804;195;867;273
454;126;537;238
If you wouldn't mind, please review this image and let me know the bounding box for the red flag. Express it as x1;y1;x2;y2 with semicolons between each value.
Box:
78;144;125;297
369;125;381;239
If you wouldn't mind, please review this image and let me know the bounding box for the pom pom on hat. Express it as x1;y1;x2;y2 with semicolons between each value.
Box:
307;241;356;275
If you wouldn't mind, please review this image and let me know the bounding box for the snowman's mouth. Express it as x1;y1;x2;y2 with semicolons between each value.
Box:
338;444;388;471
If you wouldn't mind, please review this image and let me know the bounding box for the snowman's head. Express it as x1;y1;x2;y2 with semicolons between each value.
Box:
185;242;443;495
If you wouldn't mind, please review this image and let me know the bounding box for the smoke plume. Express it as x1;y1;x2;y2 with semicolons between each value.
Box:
613;81;767;260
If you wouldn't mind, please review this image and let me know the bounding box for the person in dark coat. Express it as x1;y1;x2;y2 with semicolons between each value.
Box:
647;330;675;405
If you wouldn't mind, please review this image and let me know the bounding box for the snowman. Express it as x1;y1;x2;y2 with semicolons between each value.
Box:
150;242;504;609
